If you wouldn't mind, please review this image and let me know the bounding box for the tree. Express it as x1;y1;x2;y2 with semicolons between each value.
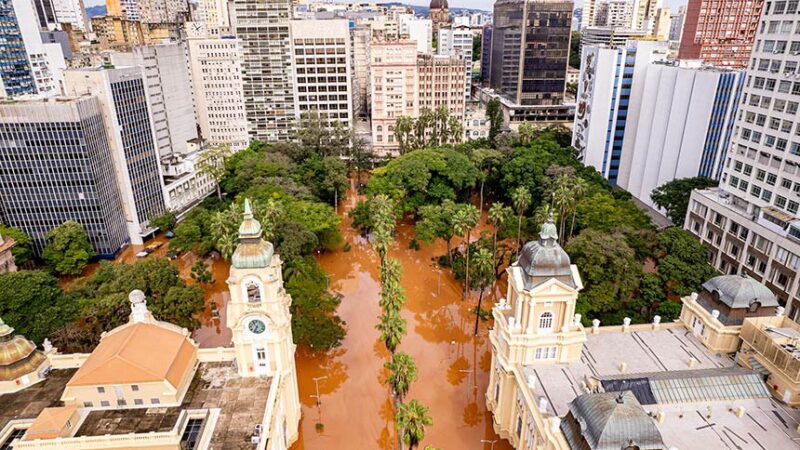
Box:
385;352;417;403
190;259;214;284
0;271;76;344
285;257;346;350
370;195;396;264
452;204;480;301
150;210;177;231
471;247;495;335
348;136;374;189
415;200;458;265
486;98;503;143
656;227;717;297
655;300;683;322
395;116;417;154
651;177;719;225
0;225;34;267
396;399;433;450
470;148;503;215
569;30;581;69
376;309;406;354
42;220;95;275
518;123;535;145
197;144;232;200
566;230;642;319
472;34;481;61
487;202;513;272
511;186;532;256
379;258;406;312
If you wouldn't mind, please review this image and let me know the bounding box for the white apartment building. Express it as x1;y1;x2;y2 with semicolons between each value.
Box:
186;37;250;151
399;15;432;54
289;19;353;131
197;0;231;37
464;106;489;140
370;40;418;154
13;0;65;97
232;0;295;142
595;0;634;27
685;3;800;321
581;26;650;50
669;5;685;41
51;0;89;31
110;43;198;159
574;41;744;210
437;25;473;101
582;0;661;32
652;7;671;39
417;53;466;120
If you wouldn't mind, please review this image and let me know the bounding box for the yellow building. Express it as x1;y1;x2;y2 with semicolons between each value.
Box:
485;219;800;450
737;315;800;406
0;199;301;450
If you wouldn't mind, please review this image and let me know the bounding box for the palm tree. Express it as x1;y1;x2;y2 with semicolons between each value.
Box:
384;352;417;403
552;177;573;242
518;123;535;145
471;247;495;336
396;400;433;450
447;115;463;145
452;205;480;301
379;258;404;291
216;232;237;260
370;195;395;264
376;309;406;354
568;178;588;241
511;186;532;258
487;202;511;271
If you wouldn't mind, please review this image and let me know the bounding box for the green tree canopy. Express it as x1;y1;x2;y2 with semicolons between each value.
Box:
284;257;346;350
655;227;718;297
0;270;76;344
651;177;718;225
0;224;34;266
396;399;433;450
42;220;95;275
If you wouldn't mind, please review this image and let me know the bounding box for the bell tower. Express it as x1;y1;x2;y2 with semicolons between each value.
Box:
226;199;300;443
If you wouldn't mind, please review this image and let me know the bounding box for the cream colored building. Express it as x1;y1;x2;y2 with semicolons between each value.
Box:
0;235;17;273
186;36;250;151
486;219;800;449
370;40;419;154
0;199;301;450
417;53;466;123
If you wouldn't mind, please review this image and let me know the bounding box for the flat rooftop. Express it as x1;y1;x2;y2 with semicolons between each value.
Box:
77;362;272;449
522;328;800;449
0;369;75;433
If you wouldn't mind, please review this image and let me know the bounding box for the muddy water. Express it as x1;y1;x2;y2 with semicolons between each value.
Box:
291;192;513;450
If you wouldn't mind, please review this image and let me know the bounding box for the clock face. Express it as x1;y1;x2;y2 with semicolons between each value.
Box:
248;319;266;335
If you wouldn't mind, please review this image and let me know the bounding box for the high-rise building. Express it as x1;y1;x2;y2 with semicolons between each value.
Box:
0;96;128;257
651;7;671;39
576;43;744;208
51;0;88;30
668;5;685;41
490;0;572;107
685;2;800;320
437;24;472;101
595;0;634;27
110;43;198;160
632;0;661;32
187;36;249;150
581;26;649;49
232;0;294;141
197;0;230;36
480;24;491;82
417;53;466;120
678;0;762;68
350;24;371;118
64;67;166;244
289;20;353;131
399;15;432;54
0;0;38;97
370;40;418;154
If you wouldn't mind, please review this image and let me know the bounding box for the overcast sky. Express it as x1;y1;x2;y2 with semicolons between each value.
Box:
83;0;690;16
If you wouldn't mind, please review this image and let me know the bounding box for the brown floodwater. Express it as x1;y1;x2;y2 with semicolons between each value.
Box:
290;187;513;450
65;183;513;449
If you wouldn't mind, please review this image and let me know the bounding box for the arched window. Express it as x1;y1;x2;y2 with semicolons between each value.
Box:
246;281;261;303
539;312;553;331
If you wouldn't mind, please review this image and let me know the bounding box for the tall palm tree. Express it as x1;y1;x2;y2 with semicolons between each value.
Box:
511;186;532;258
552;179;573;242
471;247;495;336
384;352;417;403
370;195;395;264
487;202;511;271
453;205;480;301
376;309;406;354
568;178;588;241
216;232;237;260
396;400;433;450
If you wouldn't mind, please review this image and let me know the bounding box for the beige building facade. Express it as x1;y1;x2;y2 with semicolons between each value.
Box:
370;40;418;154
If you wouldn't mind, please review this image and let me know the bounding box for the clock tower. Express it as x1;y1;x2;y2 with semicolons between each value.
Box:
227;199;300;442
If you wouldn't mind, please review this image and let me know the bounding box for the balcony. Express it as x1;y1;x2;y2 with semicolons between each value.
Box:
739;316;800;383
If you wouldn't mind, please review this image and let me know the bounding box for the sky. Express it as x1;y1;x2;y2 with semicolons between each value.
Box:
84;0;690;15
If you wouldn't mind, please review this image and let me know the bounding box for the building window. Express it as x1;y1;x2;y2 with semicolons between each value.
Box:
516;415;523;437
494;382;500;403
538;312;553;331
246;281;261;303
97;387;105;394
100;401;110;407
134;399;144;406
131;385;139;392
151;398;161;405
535;346;557;360
83;401;93;408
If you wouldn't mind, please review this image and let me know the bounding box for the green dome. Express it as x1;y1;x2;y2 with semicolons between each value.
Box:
232;198;274;269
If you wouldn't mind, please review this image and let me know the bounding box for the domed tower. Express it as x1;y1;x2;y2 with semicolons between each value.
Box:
226;199;300;443
0;317;49;394
429;0;450;32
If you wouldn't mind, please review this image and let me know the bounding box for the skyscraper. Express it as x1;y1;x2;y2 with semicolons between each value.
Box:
678;0;763;68
232;0;295;141
370;40;418;154
0;97;128;257
64;67;166;244
490;0;572;110
437;25;473;101
480;24;492;82
685;2;800;320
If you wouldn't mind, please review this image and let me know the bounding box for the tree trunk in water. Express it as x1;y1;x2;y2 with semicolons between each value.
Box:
492;229;498;277
474;288;484;336
479;181;485;217
446;239;453;267
463;231;470;301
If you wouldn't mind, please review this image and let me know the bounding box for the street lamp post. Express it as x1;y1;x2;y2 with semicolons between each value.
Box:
481;439;498;450
310;376;328;407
